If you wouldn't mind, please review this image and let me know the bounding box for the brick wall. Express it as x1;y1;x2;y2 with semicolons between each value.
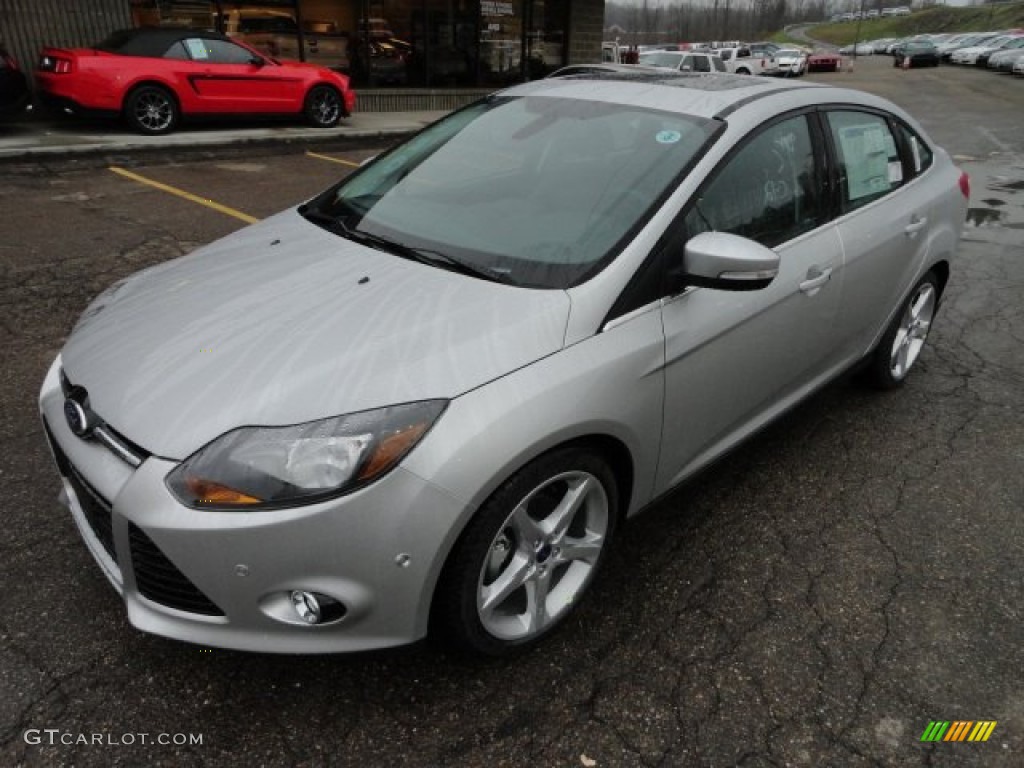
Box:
568;0;604;64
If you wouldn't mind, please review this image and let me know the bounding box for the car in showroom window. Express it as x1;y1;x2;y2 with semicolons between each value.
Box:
40;74;968;657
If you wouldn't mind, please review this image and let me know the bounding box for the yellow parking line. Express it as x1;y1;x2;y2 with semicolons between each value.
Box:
305;150;361;168
108;166;259;224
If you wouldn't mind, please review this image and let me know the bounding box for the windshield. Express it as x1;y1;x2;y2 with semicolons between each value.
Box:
305;95;717;289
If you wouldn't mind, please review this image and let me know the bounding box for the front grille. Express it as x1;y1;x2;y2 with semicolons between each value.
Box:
44;419;117;563
129;524;224;617
59;369;150;467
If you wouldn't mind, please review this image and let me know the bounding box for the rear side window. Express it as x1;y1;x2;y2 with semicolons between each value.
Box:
894;121;933;178
826;111;902;214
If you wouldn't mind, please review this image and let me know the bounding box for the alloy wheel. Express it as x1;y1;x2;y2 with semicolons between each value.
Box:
890;281;936;380
476;470;609;641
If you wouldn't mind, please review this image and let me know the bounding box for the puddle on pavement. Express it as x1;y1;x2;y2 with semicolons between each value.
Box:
966;208;1006;227
989;178;1024;193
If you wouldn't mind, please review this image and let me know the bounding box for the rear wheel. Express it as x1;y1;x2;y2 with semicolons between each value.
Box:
435;446;618;656
865;272;939;389
304;85;343;128
124;85;178;135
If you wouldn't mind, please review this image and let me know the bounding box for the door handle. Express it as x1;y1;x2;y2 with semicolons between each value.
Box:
904;214;928;236
799;265;833;293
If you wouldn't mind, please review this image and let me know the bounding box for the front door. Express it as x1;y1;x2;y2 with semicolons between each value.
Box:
655;112;845;493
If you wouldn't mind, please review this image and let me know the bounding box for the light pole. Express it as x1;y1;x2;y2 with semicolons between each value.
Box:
853;0;867;61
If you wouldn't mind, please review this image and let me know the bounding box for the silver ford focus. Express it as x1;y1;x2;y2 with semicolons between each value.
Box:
40;73;968;656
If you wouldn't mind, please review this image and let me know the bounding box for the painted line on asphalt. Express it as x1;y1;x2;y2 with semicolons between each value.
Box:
305;150;361;168
108;166;260;224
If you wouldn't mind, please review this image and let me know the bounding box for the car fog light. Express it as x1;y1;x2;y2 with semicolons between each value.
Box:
289;590;347;625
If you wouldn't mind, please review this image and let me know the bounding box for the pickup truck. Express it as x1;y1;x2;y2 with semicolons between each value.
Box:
714;46;775;75
220;11;350;72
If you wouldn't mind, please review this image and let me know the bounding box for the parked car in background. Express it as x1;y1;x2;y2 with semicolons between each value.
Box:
637;50;726;73
0;44;30;121
973;35;1024;67
1014;56;1024;75
41;72;968;657
36;28;355;135
768;48;807;76
989;46;1024;72
806;50;842;72
220;10;350;72
839;42;875;56
951;34;1022;65
893;41;940;68
714;45;774;75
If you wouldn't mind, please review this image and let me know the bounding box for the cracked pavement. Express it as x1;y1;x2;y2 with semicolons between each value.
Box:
1;57;1022;766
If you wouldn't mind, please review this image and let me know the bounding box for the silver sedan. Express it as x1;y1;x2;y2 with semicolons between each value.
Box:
40;72;968;656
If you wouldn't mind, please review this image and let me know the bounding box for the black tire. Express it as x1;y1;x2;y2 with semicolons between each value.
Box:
864;272;940;390
124;85;178;135
736;67;751;75
304;85;343;128
434;445;619;657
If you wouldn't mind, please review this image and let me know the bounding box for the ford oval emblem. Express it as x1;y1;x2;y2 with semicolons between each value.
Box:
64;397;91;437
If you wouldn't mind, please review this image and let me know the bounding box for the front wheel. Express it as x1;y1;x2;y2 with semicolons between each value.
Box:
124;85;178;135
304;85;343;128
435;446;618;656
865;272;940;389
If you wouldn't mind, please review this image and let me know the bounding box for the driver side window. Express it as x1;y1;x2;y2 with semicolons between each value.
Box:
684;114;823;249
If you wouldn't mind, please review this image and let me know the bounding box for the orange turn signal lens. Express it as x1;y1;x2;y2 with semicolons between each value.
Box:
357;423;429;481
185;477;263;506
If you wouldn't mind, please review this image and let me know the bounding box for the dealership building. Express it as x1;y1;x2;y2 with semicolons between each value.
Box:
1;0;604;109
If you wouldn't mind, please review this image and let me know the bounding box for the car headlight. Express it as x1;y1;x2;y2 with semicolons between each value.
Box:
166;400;447;510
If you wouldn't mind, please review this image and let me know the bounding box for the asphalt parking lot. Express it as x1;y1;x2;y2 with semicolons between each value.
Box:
2;57;1023;767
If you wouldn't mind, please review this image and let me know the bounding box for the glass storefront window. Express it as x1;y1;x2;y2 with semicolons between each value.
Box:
129;0;567;87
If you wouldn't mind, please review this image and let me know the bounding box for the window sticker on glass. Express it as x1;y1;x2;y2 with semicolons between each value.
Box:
185;38;209;60
888;161;904;184
656;130;682;144
839;124;891;201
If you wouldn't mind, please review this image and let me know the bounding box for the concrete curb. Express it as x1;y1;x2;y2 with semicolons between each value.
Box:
0;110;450;164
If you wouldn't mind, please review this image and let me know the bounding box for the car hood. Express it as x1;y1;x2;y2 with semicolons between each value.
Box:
61;209;571;459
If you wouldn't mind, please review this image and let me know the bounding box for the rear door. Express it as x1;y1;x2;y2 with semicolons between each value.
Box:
824;109;937;357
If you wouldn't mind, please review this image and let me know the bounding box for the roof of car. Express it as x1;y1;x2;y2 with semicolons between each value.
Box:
95;27;228;56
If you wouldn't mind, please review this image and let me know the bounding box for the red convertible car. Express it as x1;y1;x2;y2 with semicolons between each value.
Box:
806;50;842;72
36;27;355;135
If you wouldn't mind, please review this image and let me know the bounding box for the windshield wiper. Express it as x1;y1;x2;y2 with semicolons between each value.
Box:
300;207;512;284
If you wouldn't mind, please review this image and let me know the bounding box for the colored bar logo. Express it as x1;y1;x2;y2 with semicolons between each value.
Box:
921;721;997;742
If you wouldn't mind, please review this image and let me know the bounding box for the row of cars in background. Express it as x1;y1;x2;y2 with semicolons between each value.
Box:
598;41;844;78
0;27;357;135
840;29;1024;74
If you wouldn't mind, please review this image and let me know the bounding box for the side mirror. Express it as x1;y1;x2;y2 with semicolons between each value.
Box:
675;231;780;291
250;56;266;67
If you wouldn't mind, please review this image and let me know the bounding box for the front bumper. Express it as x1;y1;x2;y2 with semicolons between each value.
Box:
40;356;469;653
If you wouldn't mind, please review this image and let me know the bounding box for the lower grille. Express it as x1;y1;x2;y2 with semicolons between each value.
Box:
68;468;117;564
129;524;224;617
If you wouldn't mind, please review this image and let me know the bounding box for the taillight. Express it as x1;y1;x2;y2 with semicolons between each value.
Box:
958;171;970;199
38;54;72;74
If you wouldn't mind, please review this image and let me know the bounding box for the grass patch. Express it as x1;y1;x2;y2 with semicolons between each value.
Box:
808;1;1024;46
